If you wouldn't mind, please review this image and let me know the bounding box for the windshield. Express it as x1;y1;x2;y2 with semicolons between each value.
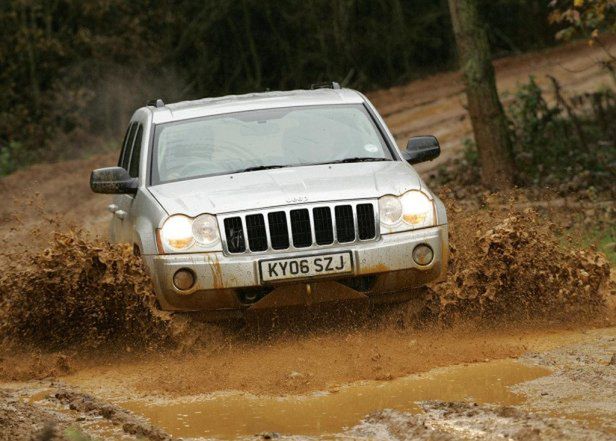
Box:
150;104;393;184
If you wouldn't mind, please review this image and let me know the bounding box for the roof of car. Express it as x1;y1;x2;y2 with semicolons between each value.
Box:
148;88;366;124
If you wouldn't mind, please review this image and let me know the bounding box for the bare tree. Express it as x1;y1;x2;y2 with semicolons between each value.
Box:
448;0;515;189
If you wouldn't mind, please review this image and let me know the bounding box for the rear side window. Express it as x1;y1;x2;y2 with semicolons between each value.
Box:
128;125;143;178
119;122;138;170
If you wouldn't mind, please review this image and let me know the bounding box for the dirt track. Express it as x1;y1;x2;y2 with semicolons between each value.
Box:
1;40;615;440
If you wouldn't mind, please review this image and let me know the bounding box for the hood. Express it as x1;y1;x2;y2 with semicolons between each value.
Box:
148;161;422;216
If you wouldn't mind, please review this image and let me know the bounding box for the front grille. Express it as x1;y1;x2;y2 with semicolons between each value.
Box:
245;214;267;251
268;211;289;250
222;201;377;254
335;205;355;243
313;207;334;245
290;209;312;248
224;217;246;253
356;203;376;240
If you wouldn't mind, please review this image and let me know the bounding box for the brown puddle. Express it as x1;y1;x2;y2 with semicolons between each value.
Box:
119;359;550;439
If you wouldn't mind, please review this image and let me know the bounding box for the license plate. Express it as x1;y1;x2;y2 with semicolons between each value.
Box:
259;252;353;282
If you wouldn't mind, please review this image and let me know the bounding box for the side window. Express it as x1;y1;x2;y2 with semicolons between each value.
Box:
117;123;133;167
128;124;143;178
119;122;138;170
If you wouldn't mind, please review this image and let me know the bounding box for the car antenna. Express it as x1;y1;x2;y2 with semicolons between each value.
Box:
147;98;165;108
310;82;341;90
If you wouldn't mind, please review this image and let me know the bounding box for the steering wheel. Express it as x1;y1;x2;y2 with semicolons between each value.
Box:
175;160;223;178
212;142;262;163
163;142;263;179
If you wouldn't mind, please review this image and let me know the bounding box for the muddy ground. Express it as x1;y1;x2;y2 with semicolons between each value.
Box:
1;40;615;440
1;328;614;440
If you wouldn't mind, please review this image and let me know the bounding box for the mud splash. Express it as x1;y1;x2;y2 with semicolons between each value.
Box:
423;202;612;325
0;232;175;351
0;202;611;354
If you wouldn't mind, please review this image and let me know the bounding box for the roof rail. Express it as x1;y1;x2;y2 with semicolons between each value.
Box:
147;98;165;108
310;82;341;90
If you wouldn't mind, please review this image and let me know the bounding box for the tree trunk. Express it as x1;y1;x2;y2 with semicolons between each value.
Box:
448;0;515;190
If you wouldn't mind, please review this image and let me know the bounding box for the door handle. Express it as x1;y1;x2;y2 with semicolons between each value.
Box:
115;210;127;220
107;204;118;213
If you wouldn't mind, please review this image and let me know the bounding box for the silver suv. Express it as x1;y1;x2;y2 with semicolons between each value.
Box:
91;84;448;316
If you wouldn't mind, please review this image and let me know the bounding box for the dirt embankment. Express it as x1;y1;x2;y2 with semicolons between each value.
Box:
368;37;616;173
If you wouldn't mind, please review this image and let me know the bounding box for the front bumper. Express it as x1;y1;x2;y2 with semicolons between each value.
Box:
144;224;448;312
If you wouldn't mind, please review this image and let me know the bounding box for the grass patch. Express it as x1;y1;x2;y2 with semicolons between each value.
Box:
574;225;616;265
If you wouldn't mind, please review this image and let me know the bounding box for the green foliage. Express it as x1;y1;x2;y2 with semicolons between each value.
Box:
508;76;616;191
561;220;616;265
582;226;616;264
0;142;31;176
462;138;479;168
64;428;93;441
432;75;615;194
431;138;481;190
549;0;616;44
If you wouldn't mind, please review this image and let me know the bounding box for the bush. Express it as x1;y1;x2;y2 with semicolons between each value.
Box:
0;142;32;176
0;1;558;176
428;73;615;196
508;75;616;191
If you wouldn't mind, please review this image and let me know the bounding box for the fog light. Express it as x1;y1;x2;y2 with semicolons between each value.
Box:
413;244;433;266
173;268;195;291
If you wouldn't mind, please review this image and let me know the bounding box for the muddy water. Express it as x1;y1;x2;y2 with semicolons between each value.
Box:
120;359;549;439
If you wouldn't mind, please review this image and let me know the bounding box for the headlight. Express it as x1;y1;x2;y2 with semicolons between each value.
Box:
378;195;403;225
160;215;194;250
400;191;434;227
192;214;219;246
379;191;435;230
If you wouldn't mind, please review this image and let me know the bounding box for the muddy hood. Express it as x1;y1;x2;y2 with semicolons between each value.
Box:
148;161;422;216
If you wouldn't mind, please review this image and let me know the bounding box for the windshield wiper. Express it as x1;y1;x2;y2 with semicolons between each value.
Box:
232;158;390;174
325;157;392;164
239;164;288;173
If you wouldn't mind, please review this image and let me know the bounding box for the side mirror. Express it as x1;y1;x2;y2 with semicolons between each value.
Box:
90;167;138;194
402;136;441;165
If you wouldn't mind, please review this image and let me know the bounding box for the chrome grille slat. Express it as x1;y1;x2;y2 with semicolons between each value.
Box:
331;205;338;243
220;200;378;255
308;208;317;246
284;210;294;249
262;212;273;250
353;205;360;242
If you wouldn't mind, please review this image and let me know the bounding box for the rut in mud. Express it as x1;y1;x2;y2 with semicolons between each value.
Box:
0;200;611;354
349;401;615;441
